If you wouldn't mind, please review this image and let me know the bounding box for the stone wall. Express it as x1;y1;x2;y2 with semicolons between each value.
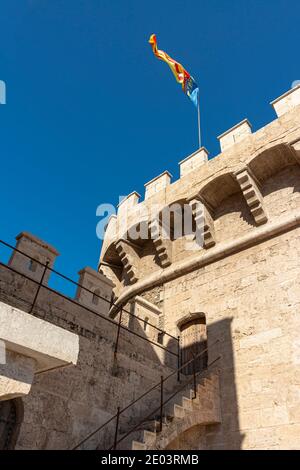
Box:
162;226;300;449
0;241;176;450
98;87;300;449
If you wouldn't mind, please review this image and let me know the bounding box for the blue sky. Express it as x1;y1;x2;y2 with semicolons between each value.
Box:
0;0;299;291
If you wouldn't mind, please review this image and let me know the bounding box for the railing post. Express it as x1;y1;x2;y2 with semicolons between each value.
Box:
29;261;49;313
177;336;180;382
114;308;123;357
192;356;197;399
159;375;164;432
113;407;120;450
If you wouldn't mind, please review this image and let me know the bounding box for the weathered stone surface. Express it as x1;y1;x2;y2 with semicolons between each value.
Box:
235;167;268;225
149;218;172;267
0;351;35;401
75;267;114;315
179;147;209;178
97;91;300;450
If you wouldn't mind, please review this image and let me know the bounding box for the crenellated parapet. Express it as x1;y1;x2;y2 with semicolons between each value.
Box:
217;119;252;152
270;84;300;117
99;85;300;286
235;167;268;225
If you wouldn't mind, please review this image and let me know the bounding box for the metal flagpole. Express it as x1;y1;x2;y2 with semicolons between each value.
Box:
197;91;201;149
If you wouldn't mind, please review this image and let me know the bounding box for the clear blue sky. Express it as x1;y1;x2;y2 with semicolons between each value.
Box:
0;0;299;290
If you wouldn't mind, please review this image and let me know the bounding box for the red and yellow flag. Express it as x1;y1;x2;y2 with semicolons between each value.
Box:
149;34;191;90
148;34;199;107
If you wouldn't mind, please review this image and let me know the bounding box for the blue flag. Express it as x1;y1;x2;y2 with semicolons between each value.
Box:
184;76;199;107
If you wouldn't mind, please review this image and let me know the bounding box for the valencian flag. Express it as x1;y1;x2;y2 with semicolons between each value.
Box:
149;34;199;107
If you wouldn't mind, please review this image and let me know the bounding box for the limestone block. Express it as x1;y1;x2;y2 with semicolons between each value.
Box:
144;171;172;199
75;267;115;315
179;147;209;178
188;198;215;249
239;328;282;349
218;119;252;152
0;301;79;372
235;167;268;225
129;296;161;343
271;85;300;117
9;232;59;285
115;239;141;283
118;192;140;216
0;350;36;401
260;406;289;427
149;218;172;267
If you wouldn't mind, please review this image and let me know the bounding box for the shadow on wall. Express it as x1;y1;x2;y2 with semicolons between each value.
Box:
165;317;245;450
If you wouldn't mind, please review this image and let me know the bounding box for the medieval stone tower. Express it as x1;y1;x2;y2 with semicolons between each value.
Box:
1;84;300;450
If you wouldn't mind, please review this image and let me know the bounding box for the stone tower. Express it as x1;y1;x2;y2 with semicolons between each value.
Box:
98;84;300;449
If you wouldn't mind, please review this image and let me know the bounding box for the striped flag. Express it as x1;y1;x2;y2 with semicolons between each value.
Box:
149;34;199;107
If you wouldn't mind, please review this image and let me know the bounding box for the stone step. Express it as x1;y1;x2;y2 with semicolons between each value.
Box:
132;441;146;450
181;396;193;411
143;430;157;447
173;403;185;419
106;371;219;450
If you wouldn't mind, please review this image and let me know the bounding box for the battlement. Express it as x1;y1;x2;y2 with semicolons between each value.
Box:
109;86;300;217
100;85;300;295
6;232;115;317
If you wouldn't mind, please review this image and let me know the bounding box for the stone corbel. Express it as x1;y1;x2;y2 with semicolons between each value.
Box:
188;197;216;249
290;139;300;165
115;239;141;284
235;167;268;225
149;218;172;268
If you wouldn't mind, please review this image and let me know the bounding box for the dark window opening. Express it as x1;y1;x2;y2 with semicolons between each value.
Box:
0;399;23;450
28;259;38;272
180;315;208;375
92;289;100;306
143;317;149;331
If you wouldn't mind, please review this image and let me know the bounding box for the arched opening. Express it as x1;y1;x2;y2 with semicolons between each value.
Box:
247;144;300;220
199;172;254;243
0;398;23;450
179;314;208;375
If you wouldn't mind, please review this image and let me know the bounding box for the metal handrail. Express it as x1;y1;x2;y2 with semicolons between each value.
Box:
110;355;221;450
0;260;178;357
0;238;178;341
73;340;219;450
0;237;219;452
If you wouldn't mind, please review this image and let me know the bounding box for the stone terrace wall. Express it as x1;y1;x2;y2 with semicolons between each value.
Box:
0;259;176;449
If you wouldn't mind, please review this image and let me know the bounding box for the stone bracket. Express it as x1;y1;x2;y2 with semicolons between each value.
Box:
235;167;268;226
189;198;216;249
149;218;172;268
290;139;300;165
115;239;141;284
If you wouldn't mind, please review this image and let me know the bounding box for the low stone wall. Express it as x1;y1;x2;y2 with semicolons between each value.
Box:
0;256;176;449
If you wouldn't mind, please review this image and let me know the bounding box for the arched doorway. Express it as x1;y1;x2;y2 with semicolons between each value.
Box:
0;399;23;450
179;314;208;375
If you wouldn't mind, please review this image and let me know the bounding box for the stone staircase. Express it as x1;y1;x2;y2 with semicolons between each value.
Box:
114;370;220;450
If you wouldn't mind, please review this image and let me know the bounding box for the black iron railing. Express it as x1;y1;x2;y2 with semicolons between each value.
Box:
0;238;179;360
0;237;220;451
73;340;220;450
